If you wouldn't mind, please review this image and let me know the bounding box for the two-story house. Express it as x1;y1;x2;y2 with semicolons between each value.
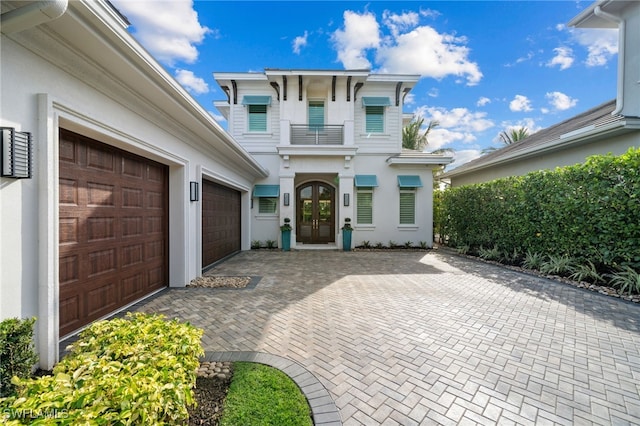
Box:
214;69;453;249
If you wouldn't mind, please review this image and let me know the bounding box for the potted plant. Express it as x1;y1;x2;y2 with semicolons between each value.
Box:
341;218;353;251
280;218;292;251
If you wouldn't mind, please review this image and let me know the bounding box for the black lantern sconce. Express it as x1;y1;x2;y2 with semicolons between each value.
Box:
283;192;290;206
190;181;199;202
1;127;32;179
343;193;350;206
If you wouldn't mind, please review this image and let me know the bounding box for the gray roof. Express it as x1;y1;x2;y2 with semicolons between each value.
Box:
443;99;621;177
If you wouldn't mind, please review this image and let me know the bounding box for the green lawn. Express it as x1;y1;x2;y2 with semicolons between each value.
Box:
220;362;313;426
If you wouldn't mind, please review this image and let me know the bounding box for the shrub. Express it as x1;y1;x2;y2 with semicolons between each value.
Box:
419;241;428;249
265;240;277;249
374;242;384;249
539;254;575;277
361;240;371;249
404;241;413;249
569;260;605;284
478;245;502;261
607;266;640;295
522;250;544;270
0;313;204;425
0;318;38;398
251;240;262;249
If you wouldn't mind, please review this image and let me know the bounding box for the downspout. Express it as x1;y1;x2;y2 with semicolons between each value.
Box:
1;0;68;34
594;5;625;115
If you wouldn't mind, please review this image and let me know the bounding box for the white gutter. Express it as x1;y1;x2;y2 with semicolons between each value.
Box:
594;5;625;115
1;0;68;34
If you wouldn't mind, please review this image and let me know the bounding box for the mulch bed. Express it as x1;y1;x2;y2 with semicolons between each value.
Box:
188;371;233;426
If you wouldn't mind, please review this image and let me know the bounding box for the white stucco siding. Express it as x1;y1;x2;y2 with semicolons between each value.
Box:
1;31;261;367
232;83;280;148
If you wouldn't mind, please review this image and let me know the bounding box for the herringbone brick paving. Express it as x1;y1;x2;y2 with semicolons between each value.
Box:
135;250;640;425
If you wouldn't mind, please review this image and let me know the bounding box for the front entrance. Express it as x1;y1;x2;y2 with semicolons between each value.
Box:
296;182;335;244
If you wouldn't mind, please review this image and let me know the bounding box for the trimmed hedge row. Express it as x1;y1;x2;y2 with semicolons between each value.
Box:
437;148;640;270
0;313;204;425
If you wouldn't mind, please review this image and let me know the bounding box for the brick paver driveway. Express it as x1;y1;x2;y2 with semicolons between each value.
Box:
136;250;640;425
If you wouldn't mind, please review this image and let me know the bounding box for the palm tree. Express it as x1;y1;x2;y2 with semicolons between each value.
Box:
402;117;439;151
482;127;529;154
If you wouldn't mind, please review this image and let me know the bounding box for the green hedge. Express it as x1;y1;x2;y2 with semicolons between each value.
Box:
0;318;38;398
0;313;204;425
437;148;640;270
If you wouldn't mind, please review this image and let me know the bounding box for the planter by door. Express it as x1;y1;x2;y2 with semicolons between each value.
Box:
342;229;352;251
281;230;291;251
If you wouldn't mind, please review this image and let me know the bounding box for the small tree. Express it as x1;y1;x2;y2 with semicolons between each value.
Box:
402;117;439;151
483;127;530;154
0;317;38;397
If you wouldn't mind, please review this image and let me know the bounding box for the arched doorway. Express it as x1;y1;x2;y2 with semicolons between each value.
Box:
296;182;335;244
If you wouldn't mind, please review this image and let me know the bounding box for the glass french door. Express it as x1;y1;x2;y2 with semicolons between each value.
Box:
297;182;335;244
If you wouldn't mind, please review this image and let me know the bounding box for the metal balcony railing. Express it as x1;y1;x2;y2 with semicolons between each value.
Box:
290;124;344;145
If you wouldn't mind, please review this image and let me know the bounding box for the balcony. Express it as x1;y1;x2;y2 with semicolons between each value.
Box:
290;124;344;145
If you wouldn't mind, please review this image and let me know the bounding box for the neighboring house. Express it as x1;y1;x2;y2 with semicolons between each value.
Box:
442;0;640;188
213;69;452;249
1;0;268;368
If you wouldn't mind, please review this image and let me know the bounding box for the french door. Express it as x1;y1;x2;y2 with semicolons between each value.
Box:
296;182;335;244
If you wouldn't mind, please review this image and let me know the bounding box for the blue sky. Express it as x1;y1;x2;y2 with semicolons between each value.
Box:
110;0;618;168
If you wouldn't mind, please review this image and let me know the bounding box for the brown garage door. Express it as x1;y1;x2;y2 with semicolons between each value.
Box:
58;129;168;337
202;179;241;268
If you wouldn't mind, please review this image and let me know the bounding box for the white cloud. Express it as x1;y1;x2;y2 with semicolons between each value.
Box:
447;149;482;170
376;26;482;85
546;91;578;111
574;29;618;67
292;31;309;55
111;0;210;66
509;95;533;112
332;10;482;85
547;47;574;70
403;93;415;105
427;88;439;98
477;97;491;107
413;105;494;150
330;10;381;69
175;69;209;94
382;11;419;37
209;111;226;124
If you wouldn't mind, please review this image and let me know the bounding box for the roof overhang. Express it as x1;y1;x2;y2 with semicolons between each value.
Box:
568;0;630;28
387;152;454;166
442;118;640;178
5;0;268;179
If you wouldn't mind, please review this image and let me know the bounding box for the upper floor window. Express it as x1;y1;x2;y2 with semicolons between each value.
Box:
362;97;391;134
242;96;272;132
308;100;325;130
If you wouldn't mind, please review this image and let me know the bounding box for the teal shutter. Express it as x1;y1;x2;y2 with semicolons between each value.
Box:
356;191;373;224
366;106;384;133
248;104;267;131
308;101;324;130
399;192;415;224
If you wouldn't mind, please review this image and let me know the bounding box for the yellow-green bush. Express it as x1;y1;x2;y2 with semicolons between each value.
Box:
0;313;204;425
437;148;640;270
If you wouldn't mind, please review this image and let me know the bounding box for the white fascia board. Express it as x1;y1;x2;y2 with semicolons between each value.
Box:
568;0;630;28
387;155;454;166
367;74;420;83
264;69;370;78
213;72;268;82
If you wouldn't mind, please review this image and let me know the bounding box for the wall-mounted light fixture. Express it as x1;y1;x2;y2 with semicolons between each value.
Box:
1;127;32;179
283;192;290;206
190;181;199;202
343;193;350;206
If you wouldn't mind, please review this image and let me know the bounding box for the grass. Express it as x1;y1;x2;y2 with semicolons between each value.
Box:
220;362;312;426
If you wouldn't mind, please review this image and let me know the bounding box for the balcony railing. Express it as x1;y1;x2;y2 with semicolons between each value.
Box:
290;124;344;145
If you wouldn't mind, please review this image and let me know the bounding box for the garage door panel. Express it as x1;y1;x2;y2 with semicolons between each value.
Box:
202;180;241;268
59;129;168;337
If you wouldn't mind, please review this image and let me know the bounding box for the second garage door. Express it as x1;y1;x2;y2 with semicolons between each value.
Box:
202;180;241;268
